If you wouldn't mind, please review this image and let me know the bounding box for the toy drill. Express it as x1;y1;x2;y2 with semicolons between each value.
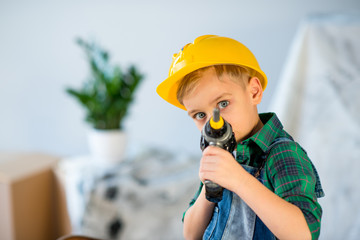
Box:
200;108;237;203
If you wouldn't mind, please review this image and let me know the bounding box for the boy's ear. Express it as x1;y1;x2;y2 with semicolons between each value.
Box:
248;77;263;104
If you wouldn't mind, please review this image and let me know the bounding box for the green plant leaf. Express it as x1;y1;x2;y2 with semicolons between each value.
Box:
65;38;144;130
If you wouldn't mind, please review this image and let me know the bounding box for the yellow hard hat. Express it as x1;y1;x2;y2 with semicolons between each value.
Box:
156;35;267;110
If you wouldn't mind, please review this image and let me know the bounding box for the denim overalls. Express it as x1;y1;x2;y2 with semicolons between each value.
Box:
202;137;324;240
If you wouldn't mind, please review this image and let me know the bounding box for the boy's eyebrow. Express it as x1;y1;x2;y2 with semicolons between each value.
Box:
187;93;232;116
187;110;198;117
210;93;232;105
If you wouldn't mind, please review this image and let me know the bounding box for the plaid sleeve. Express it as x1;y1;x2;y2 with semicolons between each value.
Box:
265;141;323;239
182;181;204;222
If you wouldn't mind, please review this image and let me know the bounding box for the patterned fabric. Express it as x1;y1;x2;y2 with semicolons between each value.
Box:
184;112;324;239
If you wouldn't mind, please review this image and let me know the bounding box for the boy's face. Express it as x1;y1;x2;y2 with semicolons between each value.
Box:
182;67;263;142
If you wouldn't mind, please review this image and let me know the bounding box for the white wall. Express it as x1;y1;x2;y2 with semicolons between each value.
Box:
0;0;359;158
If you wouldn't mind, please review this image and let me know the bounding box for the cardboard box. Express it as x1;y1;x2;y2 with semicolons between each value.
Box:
0;153;71;240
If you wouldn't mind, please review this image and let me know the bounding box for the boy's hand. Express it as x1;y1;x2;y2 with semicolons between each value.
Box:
199;145;245;192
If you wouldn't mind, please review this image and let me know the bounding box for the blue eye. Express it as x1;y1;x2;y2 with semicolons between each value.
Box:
218;100;229;109
194;112;206;120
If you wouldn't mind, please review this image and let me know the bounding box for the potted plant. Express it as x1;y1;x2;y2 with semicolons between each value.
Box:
66;38;144;164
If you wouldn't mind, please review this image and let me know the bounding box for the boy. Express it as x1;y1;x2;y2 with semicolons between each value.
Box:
156;35;324;239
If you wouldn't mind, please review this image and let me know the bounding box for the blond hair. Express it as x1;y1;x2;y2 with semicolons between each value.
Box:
176;65;255;105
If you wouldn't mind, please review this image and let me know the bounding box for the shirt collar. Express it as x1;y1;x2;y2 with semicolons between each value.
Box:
239;112;285;153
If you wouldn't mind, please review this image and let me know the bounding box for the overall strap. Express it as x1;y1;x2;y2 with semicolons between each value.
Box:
254;137;291;178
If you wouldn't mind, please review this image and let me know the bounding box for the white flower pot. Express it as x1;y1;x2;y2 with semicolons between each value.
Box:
87;129;127;164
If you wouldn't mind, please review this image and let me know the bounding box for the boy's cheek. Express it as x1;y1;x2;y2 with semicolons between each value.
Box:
193;120;205;131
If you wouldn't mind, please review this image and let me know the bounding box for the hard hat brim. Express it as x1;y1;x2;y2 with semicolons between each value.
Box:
157;62;267;111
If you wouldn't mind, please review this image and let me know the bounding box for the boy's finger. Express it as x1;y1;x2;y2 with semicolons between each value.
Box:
202;145;227;156
201;155;217;164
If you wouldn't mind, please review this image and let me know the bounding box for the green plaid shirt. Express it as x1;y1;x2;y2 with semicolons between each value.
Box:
185;112;324;239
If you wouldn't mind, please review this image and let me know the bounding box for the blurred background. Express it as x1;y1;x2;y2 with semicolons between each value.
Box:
0;0;358;157
0;0;359;240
